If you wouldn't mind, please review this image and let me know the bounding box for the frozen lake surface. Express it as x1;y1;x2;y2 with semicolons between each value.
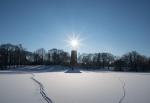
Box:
0;66;150;103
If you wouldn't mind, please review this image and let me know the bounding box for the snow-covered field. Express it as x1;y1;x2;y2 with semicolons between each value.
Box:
0;66;150;103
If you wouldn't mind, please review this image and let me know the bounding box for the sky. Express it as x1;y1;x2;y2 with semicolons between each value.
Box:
0;0;150;56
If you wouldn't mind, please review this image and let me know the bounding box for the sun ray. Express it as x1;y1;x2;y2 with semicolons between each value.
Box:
65;33;83;50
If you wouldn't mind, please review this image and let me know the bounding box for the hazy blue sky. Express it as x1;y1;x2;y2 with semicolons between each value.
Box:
0;0;150;56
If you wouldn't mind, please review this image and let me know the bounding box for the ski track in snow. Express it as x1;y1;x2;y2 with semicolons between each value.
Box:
111;74;126;103
31;74;54;103
30;71;126;103
118;78;126;103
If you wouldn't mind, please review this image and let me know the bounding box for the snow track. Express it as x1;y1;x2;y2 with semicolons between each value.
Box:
118;78;126;103
111;74;126;103
31;74;54;103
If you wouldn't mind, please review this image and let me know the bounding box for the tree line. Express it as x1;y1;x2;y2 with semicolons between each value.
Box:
0;43;70;69
0;43;150;72
78;51;150;72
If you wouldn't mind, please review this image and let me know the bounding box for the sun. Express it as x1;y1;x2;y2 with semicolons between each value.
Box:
70;39;79;49
65;33;82;50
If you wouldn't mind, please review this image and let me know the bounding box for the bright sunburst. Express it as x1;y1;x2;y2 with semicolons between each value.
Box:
70;39;78;48
65;33;82;50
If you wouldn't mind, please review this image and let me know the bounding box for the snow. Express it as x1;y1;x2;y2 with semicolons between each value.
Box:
0;73;45;103
0;66;150;103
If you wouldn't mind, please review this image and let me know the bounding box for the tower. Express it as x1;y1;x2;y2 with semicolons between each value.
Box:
70;50;77;67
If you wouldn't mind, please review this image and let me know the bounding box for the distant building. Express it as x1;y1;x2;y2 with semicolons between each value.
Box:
70;50;77;66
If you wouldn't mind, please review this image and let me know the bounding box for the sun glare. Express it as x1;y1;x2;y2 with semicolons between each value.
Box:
65;33;82;50
70;39;78;49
